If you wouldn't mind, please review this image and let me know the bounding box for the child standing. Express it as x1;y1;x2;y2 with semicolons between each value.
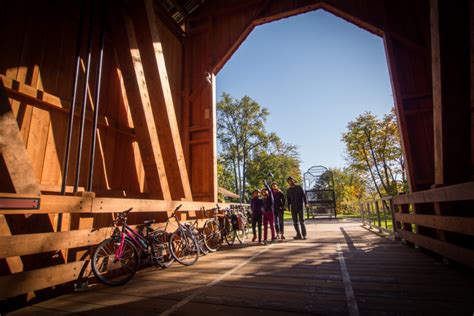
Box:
250;189;263;243
262;181;276;244
272;182;286;240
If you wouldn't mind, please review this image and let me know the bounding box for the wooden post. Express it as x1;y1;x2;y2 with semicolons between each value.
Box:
401;204;414;247
375;200;382;232
431;0;471;185
430;0;471;248
390;199;398;239
382;200;388;229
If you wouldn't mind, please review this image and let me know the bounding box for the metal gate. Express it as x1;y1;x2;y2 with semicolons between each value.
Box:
303;166;336;219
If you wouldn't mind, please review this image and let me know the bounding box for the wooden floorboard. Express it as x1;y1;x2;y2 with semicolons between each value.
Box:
8;219;474;315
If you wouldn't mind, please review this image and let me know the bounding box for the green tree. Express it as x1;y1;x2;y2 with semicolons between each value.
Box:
217;156;234;192
217;93;271;202
246;134;301;195
342;108;407;199
329;167;368;214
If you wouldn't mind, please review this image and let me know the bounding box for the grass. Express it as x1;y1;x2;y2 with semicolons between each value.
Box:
364;215;395;230
338;213;361;219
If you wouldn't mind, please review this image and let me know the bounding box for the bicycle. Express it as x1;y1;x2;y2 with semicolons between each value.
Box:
166;205;200;266
183;209;209;256
232;205;250;243
221;206;237;246
202;206;223;252
91;208;174;286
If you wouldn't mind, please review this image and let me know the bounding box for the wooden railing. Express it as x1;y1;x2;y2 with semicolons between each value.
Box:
0;193;230;300
392;182;474;268
359;196;396;235
357;182;474;268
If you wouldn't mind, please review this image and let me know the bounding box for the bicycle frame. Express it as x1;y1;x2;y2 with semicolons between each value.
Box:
115;223;149;260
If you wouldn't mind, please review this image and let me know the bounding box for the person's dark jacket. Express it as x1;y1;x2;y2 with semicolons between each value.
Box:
273;190;285;213
287;184;307;212
250;196;264;216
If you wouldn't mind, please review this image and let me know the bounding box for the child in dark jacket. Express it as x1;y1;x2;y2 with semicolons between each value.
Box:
250;189;264;243
272;182;286;240
262;181;276;243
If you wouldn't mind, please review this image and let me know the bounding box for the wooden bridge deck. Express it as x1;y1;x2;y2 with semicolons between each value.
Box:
10;219;474;315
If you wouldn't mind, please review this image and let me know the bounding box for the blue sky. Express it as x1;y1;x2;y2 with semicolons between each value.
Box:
216;9;394;174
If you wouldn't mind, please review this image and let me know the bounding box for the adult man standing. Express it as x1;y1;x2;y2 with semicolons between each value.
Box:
286;176;307;239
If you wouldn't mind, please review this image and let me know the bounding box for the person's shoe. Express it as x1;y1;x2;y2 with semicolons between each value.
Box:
262;240;267;245
271;238;276;243
293;235;302;240
252;236;257;242
276;234;280;240
281;235;286;240
302;236;307;240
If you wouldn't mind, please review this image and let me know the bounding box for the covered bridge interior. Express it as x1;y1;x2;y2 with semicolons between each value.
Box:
0;0;473;310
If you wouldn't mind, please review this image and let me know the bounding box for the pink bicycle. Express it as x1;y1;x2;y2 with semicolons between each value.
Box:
91;207;176;286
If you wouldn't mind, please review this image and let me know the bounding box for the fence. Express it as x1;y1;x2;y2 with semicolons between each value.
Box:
359;196;396;235
356;181;474;268
0;193;230;300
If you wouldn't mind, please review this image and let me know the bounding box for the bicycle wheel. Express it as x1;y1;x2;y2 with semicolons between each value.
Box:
225;227;236;246
203;220;222;252
151;230;175;268
169;230;199;266
236;222;249;243
197;233;209;256
91;237;139;286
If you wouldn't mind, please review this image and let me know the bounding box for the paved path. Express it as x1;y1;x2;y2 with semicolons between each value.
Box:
10;219;474;315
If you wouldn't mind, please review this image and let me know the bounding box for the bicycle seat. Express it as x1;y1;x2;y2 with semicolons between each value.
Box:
144;219;155;226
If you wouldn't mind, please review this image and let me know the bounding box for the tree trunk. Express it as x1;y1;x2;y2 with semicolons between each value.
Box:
232;156;238;195
364;128;390;194
361;146;384;200
242;150;247;203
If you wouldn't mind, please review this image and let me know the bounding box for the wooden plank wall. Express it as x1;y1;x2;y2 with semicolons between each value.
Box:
0;0;184;197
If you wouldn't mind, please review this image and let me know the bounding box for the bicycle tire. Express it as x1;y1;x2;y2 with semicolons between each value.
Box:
151;230;175;268
225;228;236;246
203;219;222;252
235;223;249;243
169;230;199;266
91;237;139;286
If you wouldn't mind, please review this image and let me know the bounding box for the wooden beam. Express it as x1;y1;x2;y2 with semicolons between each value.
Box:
0;219;183;259
395;213;474;236
169;0;188;19
0;84;40;277
153;0;185;41
430;0;443;185
430;0;471;185
398;230;474;267
114;59;145;192
143;0;192;201
0;193;229;215
110;10;171;200
0;83;40;194
0;260;91;299
0;75;136;138
393;182;474;204
210;73;218;202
